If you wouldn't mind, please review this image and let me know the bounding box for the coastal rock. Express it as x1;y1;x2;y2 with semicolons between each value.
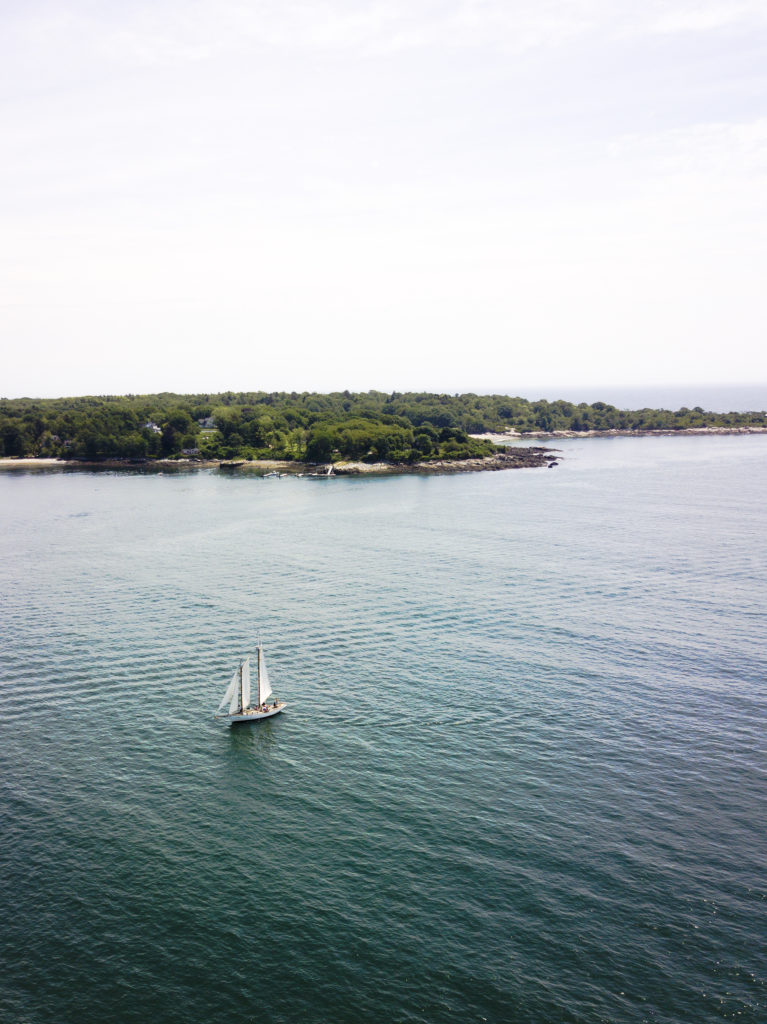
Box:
0;449;560;475
328;448;559;474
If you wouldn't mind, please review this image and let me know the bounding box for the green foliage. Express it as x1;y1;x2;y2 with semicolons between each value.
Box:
305;428;334;463
0;391;763;464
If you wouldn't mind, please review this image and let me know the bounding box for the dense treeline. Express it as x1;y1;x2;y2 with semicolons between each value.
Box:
0;391;764;463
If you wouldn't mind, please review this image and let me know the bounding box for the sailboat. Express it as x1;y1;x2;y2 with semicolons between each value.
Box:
214;645;286;723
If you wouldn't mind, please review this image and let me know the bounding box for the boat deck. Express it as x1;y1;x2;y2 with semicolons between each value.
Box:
222;701;286;723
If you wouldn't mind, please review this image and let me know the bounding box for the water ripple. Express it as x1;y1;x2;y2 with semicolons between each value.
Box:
1;440;766;1023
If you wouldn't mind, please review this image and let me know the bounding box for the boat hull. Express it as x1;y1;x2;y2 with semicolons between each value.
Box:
218;702;287;724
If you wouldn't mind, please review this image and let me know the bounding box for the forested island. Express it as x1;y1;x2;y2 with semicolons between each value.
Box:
0;391;765;465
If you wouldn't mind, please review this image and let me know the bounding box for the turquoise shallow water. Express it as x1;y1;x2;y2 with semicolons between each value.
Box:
1;435;766;1024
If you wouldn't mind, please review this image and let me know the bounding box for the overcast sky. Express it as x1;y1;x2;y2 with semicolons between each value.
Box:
2;0;766;399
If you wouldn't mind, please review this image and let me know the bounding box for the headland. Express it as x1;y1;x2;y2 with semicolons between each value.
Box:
0;446;559;475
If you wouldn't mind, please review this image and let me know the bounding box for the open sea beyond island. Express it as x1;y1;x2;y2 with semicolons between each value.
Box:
1;433;765;1024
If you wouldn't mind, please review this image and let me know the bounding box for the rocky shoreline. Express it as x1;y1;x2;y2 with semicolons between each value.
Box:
473;426;767;442
0;447;559;475
4;426;766;475
325;447;558;474
3;425;766;475
5;426;766;475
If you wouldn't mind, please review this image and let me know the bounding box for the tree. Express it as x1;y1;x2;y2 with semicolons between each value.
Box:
161;426;179;456
165;409;194;434
1;424;29;456
120;432;148;458
306;429;334;463
414;432;433;456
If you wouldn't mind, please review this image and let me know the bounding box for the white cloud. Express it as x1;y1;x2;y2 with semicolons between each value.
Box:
650;2;767;35
6;0;767;78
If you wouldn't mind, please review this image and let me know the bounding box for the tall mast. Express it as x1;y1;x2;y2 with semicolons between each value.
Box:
239;661;243;712
257;645;261;705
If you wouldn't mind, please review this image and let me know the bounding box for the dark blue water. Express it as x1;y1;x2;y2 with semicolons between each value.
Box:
1;435;765;1024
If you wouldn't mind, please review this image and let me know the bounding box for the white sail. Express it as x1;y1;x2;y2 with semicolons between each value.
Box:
229;664;242;715
258;647;273;704
217;669;239;714
241;658;251;710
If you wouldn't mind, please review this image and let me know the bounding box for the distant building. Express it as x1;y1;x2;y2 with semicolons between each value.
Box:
143;421;162;433
181;448;200;456
197;416;215;428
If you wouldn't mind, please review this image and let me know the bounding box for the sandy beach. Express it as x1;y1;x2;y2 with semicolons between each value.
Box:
0;458;64;467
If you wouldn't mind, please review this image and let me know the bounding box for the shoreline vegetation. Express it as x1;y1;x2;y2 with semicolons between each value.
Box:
1;391;765;474
0;448;559;474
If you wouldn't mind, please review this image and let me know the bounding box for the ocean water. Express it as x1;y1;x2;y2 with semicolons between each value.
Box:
1;435;765;1024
